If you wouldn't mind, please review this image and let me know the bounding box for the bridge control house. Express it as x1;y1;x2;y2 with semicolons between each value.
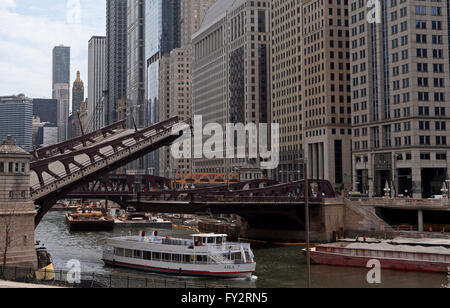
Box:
0;135;38;269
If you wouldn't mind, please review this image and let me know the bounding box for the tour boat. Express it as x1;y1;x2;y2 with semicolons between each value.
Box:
304;239;450;273
102;232;256;279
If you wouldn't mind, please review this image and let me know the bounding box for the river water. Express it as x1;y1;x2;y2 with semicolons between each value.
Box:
35;211;450;288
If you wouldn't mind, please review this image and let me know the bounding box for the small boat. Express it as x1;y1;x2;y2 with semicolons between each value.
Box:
66;208;114;231
304;239;450;273
102;232;256;279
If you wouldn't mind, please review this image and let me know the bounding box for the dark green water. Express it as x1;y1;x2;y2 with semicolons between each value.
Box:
36;211;450;288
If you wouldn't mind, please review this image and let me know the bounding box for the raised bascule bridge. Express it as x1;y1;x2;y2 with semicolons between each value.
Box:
28;117;343;242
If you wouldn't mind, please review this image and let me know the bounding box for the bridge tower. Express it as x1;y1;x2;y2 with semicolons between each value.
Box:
0;136;37;269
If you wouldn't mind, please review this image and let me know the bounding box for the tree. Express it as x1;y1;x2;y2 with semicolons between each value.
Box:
1;205;16;273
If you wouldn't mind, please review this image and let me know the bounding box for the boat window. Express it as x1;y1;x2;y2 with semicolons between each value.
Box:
217;237;223;245
196;255;207;264
184;255;193;263
115;248;124;257
133;250;142;259
143;251;152;260
125;249;133;258
152;252;161;261
207;237;215;244
173;254;182;263
163;253;171;262
232;252;242;261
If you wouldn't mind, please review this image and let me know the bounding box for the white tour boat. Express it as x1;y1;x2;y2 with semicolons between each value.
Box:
102;232;256;279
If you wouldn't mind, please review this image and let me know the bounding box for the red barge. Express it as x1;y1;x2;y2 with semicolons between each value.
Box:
305;239;450;273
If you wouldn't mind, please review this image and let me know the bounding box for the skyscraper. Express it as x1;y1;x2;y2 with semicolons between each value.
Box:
32;99;58;126
350;0;450;198
53;46;70;85
192;0;270;178
127;0;146;129
146;0;181;175
0;95;33;151
71;71;85;138
106;0;127;126
88;36;107;131
52;45;71;142
180;0;215;46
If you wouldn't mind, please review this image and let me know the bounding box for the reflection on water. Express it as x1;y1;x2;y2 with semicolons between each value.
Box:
36;212;450;288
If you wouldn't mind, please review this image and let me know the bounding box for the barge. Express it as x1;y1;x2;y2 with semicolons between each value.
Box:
304;239;450;273
66;209;114;231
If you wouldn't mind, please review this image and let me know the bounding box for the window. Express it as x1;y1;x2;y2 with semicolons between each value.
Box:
0;162;3;173
133;250;142;259
436;153;447;160
421;153;431;160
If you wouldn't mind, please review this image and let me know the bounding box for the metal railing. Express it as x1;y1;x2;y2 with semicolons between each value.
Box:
0;266;232;289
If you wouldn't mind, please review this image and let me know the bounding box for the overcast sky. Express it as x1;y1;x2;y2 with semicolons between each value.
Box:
0;0;105;99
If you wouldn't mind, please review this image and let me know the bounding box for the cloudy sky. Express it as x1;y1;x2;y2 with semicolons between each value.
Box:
0;0;105;99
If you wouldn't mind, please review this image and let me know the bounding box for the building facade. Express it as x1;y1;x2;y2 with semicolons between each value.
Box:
180;0;216;46
106;0;128;126
192;0;270;178
0;136;38;270
145;0;181;175
71;71;85;138
52;45;70;142
301;0;353;191
88;36;107;131
270;0;303;183
350;0;450;198
32;99;58;126
0;95;33;152
53;83;70;142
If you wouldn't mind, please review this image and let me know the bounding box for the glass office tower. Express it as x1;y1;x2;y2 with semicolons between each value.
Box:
145;0;180;175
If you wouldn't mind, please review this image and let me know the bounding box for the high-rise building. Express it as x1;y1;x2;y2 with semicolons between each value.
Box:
270;0;352;190
32;99;58;126
163;0;215;177
146;0;181;175
301;0;352;191
106;0;127;126
180;0;216;46
88;36;107;131
53;83;70;142
0;95;33;151
53;46;70;85
270;0;303;183
127;0;146;129
71;71;85;138
350;0;450;198
52;45;71;142
167;46;193;178
192;0;270;178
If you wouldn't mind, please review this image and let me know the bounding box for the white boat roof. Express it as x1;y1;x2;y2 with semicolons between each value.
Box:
191;234;228;238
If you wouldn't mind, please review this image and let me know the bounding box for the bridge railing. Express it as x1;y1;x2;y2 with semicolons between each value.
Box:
0;266;232;289
31;119;185;195
135;194;325;203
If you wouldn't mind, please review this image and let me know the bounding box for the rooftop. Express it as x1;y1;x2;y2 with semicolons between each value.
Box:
0;135;28;155
196;0;245;36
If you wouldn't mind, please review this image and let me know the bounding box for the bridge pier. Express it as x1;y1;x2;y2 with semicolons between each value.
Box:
0;136;38;271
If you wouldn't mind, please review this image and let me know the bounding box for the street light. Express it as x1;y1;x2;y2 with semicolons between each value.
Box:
296;156;310;289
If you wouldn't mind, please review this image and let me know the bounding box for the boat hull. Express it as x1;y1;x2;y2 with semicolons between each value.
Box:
308;250;450;273
66;216;115;232
102;254;255;279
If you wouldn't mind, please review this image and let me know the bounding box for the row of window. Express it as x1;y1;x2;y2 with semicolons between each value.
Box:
0;162;26;174
113;248;244;264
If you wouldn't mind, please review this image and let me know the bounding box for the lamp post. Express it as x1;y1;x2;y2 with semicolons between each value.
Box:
295;156;310;288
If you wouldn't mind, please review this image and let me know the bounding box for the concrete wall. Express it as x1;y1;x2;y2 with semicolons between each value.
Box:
0;201;37;269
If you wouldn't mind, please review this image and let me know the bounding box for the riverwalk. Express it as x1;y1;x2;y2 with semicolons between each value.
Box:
0;280;65;288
